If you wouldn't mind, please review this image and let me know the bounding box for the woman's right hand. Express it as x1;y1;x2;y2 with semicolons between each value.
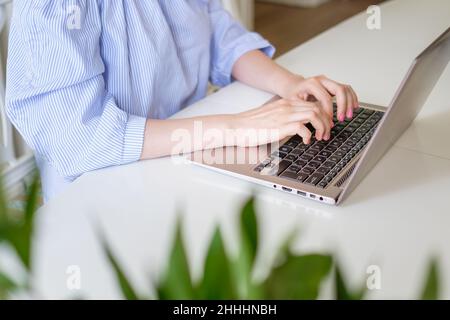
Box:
229;98;333;148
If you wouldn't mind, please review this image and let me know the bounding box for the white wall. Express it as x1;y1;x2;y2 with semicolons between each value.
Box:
222;0;255;30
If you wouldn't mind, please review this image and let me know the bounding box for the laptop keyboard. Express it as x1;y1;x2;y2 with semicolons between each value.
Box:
254;105;384;189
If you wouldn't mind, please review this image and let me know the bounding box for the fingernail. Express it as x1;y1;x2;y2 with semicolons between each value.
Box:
338;114;345;122
347;110;353;119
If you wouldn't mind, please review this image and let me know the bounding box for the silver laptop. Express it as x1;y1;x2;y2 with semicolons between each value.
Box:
191;26;450;205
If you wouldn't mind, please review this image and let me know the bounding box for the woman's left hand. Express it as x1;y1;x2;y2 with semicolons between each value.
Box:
279;74;360;123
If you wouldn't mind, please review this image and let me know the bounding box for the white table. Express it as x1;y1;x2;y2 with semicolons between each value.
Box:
25;0;450;299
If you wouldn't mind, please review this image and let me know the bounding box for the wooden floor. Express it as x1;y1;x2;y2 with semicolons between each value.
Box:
255;0;385;57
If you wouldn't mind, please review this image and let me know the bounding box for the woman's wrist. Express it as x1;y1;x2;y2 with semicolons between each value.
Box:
273;72;305;98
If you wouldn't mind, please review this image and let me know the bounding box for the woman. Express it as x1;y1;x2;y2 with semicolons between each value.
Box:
5;0;358;201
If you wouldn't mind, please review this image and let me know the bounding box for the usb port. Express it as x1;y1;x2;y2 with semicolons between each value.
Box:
297;191;306;197
282;186;292;192
310;194;316;199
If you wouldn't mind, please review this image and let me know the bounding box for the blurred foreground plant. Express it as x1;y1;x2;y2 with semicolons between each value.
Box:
104;197;441;301
0;173;442;300
0;173;40;298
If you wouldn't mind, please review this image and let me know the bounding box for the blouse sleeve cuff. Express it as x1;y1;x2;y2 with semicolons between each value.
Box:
211;33;276;87
121;115;147;164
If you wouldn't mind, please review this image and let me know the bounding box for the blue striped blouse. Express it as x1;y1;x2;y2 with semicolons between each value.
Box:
5;0;274;200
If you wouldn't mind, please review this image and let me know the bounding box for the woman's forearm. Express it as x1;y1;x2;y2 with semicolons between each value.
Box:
140;115;235;160
231;50;303;97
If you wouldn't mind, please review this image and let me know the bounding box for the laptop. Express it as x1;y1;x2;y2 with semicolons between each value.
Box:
191;26;450;205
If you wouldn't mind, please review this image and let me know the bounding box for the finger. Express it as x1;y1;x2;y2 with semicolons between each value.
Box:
287;108;327;141
294;103;332;140
349;86;359;109
345;89;354;119
297;123;313;145
305;80;334;119
318;77;348;122
283;122;313;145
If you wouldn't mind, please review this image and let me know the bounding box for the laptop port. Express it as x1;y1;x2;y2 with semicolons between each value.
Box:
297;191;306;197
310;194;316;199
282;186;292;192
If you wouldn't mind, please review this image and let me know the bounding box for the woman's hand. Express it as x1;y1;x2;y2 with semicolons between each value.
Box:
229;98;332;147
279;74;360;123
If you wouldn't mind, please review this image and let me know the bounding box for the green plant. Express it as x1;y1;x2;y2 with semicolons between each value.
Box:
103;197;441;301
0;173;40;298
0;173;443;300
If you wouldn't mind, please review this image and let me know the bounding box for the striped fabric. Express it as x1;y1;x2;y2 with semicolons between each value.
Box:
5;0;274;201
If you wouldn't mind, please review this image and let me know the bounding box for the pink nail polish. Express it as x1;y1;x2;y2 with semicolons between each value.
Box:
339;114;345;122
348;110;353;119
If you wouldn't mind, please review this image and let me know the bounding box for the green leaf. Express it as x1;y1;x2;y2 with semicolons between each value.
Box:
24;174;40;223
0;175;7;222
1;174;40;271
240;198;258;266
334;264;366;300
0;269;18;299
157;220;194;300
420;259;440;300
0;174;10;241
264;253;332;300
231;197;263;299
197;228;236;299
99;233;139;300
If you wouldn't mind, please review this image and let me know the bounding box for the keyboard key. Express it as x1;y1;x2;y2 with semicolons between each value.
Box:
364;109;375;115
359;113;370;119
339;131;352;139
317;180;328;189
313;156;327;163
286;165;301;173
290;149;303;156
344;127;357;133
317;167;330;175
324;145;337;153
285;154;297;162
254;164;265;172
280;171;298;180
345;140;356;148
279;146;293;153
329;155;341;163
323;175;334;183
339;145;351;153
300;154;313;161
296;172;309;182
305;149;319;157
330;141;342;148
311;142;326;151
305;173;325;186
294;159;308;167
286;141;299;148
322;161;337;169
329;170;338;178
272;151;287;159
301;167;315;175
288;135;302;143
275;160;292;175
318;150;332;158
308;161;321;169
334;150;345;158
